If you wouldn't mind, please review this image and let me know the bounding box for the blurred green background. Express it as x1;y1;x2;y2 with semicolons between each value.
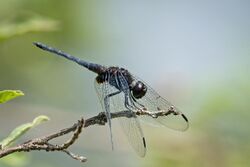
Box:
0;0;250;167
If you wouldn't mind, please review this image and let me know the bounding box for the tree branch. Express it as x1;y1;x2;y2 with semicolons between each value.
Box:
0;110;135;162
0;108;180;162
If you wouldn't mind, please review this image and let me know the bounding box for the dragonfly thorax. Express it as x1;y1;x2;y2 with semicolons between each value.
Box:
95;67;147;99
95;67;132;84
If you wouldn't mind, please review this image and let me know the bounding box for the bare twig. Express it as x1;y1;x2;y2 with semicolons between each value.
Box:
0;110;135;162
0;118;85;161
0;108;180;162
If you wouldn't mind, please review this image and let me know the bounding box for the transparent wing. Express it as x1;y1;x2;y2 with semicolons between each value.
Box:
94;73;118;149
132;76;189;131
119;116;146;157
94;79;109;111
94;72;146;156
110;72;146;157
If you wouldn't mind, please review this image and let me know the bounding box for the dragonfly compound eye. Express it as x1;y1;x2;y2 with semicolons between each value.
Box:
132;81;147;99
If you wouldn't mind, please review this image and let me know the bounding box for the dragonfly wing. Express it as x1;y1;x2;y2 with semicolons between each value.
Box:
94;76;113;118
110;72;147;156
94;73;120;149
132;76;189;131
119;116;146;157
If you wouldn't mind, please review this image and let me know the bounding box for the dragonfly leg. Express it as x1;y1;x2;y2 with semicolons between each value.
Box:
104;91;122;105
124;93;143;116
125;93;145;114
131;95;146;110
124;92;135;110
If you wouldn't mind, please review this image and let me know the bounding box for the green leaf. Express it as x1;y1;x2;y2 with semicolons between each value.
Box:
0;15;59;41
0;115;50;149
0;90;24;104
0;153;29;167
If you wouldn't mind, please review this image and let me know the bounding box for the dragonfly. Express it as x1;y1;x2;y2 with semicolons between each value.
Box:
33;42;189;157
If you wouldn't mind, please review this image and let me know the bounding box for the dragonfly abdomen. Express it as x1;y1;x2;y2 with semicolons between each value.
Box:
33;42;106;74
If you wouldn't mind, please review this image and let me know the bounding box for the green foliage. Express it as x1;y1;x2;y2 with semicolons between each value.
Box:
0;15;59;41
1;153;29;167
0;90;50;166
0;115;50;149
0;90;24;104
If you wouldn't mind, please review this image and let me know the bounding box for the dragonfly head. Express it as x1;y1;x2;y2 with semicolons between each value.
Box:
131;81;147;99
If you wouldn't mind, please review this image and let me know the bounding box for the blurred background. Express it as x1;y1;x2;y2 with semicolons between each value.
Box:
0;0;250;167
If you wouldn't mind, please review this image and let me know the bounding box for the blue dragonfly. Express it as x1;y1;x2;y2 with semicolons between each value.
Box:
34;42;189;157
